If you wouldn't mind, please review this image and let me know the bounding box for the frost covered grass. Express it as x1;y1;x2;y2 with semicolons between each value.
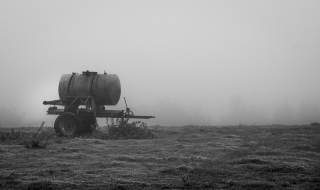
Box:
0;127;56;149
0;125;319;189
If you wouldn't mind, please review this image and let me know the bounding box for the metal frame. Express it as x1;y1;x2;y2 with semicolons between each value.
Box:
44;96;155;119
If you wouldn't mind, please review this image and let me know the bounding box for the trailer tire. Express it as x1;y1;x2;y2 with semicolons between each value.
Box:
54;112;82;136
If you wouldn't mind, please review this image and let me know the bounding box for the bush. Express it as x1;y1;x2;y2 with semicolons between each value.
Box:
106;118;154;139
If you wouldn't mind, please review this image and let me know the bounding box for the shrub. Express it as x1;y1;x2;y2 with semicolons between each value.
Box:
311;122;320;126
106;118;154;139
23;140;47;149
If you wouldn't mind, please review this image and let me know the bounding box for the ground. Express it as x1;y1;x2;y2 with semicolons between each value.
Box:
0;125;319;189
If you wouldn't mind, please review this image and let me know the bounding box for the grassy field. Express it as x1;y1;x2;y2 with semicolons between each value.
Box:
0;124;319;189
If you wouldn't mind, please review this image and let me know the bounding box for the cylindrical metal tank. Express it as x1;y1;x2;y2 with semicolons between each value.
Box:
58;72;121;106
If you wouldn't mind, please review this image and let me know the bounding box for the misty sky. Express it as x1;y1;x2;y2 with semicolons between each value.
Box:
1;0;319;126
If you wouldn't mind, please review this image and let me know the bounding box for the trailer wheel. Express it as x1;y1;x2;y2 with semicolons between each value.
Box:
54;112;82;136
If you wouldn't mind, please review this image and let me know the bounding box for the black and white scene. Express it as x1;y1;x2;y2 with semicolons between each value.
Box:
0;0;319;189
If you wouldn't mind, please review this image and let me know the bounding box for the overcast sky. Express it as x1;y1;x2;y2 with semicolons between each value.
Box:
1;0;319;126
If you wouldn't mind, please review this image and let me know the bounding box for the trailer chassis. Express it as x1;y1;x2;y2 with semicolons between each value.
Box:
43;96;154;136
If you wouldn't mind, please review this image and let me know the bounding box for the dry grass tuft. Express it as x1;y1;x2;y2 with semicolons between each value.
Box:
0;128;57;149
231;156;270;165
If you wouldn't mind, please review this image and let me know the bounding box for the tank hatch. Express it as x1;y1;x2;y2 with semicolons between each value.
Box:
82;70;98;76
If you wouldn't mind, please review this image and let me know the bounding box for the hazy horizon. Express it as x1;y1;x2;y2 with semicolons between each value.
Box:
1;0;319;127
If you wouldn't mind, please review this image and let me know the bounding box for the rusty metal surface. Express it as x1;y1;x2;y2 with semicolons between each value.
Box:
92;74;121;106
58;72;121;106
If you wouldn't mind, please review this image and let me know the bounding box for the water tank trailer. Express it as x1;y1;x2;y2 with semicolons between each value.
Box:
43;70;155;136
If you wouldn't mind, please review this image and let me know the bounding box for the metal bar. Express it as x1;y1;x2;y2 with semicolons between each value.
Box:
65;98;78;110
124;115;155;119
67;73;76;94
96;110;155;119
90;74;97;95
43;100;63;105
96;115;155;119
79;97;87;106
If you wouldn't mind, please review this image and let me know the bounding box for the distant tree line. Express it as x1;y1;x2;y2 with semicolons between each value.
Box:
221;97;320;125
273;101;320;125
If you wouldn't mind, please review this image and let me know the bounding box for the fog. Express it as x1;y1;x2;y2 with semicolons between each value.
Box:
1;0;319;127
